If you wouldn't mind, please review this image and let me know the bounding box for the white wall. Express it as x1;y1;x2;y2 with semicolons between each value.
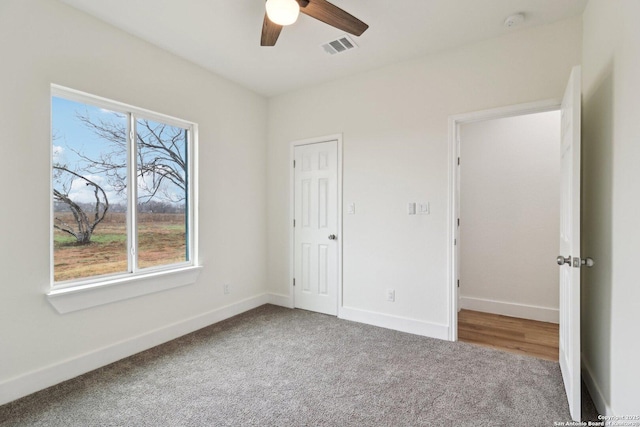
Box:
267;18;582;336
459;112;561;323
0;0;268;403
582;0;640;415
6;0;623;412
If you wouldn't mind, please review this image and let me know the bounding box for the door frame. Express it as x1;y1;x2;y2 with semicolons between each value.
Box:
447;100;560;341
289;134;344;315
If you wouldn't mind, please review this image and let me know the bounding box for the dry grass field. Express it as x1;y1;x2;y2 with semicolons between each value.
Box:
53;212;186;282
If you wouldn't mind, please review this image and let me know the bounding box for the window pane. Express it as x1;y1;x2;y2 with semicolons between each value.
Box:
136;118;188;269
52;97;128;282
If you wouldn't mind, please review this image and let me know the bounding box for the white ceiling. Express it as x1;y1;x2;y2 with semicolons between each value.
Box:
58;0;588;97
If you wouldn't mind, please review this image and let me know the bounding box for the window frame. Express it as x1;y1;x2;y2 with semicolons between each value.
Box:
48;85;200;312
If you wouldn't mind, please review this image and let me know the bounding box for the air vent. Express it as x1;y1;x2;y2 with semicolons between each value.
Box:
321;35;358;55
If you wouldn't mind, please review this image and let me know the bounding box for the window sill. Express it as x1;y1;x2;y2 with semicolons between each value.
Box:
46;266;203;314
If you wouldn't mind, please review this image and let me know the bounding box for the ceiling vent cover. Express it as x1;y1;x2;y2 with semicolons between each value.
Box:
321;35;358;55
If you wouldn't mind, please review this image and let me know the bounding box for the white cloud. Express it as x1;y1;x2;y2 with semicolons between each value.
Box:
99;108;125;118
52;145;64;163
137;173;184;204
67;174;124;205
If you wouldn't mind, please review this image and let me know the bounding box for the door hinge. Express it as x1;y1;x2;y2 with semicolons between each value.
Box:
457;279;460;288
293;278;296;287
457;218;460;227
457;157;460;165
293;160;296;168
293;219;296;227
454;239;457;246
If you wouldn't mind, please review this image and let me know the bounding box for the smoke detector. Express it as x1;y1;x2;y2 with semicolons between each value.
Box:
504;13;525;28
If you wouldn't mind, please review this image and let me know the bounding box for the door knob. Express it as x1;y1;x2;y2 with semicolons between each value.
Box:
557;255;594;268
581;257;595;268
328;234;337;240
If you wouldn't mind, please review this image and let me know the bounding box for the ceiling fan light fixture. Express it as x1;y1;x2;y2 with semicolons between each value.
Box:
265;0;300;26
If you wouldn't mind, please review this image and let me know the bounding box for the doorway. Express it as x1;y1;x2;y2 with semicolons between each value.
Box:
290;135;343;316
448;68;583;420
457;110;562;360
447;102;561;358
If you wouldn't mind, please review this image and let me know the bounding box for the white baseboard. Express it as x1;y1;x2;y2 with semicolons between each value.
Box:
267;293;449;341
339;306;449;341
581;353;613;416
459;296;559;323
0;293;272;406
267;292;293;308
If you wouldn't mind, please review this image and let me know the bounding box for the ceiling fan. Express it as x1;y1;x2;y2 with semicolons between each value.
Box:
261;0;369;46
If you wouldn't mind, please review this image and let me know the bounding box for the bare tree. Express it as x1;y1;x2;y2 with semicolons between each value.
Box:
74;112;187;204
53;164;109;244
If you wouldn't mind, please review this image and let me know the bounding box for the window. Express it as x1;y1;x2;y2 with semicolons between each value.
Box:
51;86;197;289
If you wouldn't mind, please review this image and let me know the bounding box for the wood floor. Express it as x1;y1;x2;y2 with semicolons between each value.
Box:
458;310;559;361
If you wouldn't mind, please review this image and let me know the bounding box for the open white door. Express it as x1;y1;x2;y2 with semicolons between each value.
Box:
293;140;339;315
558;65;581;421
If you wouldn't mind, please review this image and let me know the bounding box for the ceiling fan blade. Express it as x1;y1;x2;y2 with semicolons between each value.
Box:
261;13;283;46
299;0;368;36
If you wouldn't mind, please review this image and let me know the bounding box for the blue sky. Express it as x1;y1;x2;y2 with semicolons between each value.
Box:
52;96;128;205
52;97;188;208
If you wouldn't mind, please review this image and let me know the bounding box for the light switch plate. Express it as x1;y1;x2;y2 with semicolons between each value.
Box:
418;202;430;215
386;289;395;302
407;202;416;215
347;202;356;215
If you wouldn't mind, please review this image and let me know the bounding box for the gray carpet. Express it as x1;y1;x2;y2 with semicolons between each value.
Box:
1;304;598;426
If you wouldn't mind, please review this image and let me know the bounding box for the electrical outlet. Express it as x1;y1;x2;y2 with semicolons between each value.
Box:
223;284;230;295
386;289;395;302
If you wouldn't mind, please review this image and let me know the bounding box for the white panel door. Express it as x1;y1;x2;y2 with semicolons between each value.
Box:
558;65;581;422
294;140;338;315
